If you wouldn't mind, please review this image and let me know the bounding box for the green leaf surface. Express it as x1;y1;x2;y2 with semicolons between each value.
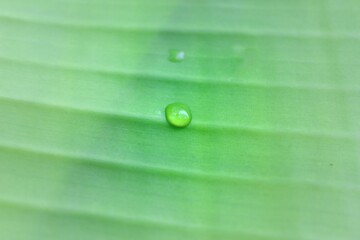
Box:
0;0;359;239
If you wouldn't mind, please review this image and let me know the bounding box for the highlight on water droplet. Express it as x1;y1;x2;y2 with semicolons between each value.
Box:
168;49;185;63
165;103;192;128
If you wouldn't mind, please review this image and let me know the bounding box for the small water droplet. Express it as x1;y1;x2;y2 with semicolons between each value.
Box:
168;49;185;63
233;44;246;54
165;103;192;128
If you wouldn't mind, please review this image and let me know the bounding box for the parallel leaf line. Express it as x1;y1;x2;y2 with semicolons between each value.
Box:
14;0;349;12
0;142;359;193
0;36;246;62
0;95;358;141
0;56;359;93
2;35;360;67
0;13;360;40
0;196;290;240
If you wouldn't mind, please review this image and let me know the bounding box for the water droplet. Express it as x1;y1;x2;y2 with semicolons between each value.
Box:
168;49;185;63
232;44;246;54
165;103;192;128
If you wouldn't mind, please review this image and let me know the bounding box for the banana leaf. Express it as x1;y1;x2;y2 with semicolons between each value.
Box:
0;0;359;239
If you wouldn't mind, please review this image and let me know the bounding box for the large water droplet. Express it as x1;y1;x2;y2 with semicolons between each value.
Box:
168;49;185;63
165;103;192;128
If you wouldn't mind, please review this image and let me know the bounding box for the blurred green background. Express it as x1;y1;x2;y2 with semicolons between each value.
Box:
0;0;359;239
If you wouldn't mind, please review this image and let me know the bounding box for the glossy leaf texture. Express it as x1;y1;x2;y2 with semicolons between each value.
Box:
0;0;359;239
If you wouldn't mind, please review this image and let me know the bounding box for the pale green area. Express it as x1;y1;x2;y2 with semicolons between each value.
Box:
0;0;359;239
